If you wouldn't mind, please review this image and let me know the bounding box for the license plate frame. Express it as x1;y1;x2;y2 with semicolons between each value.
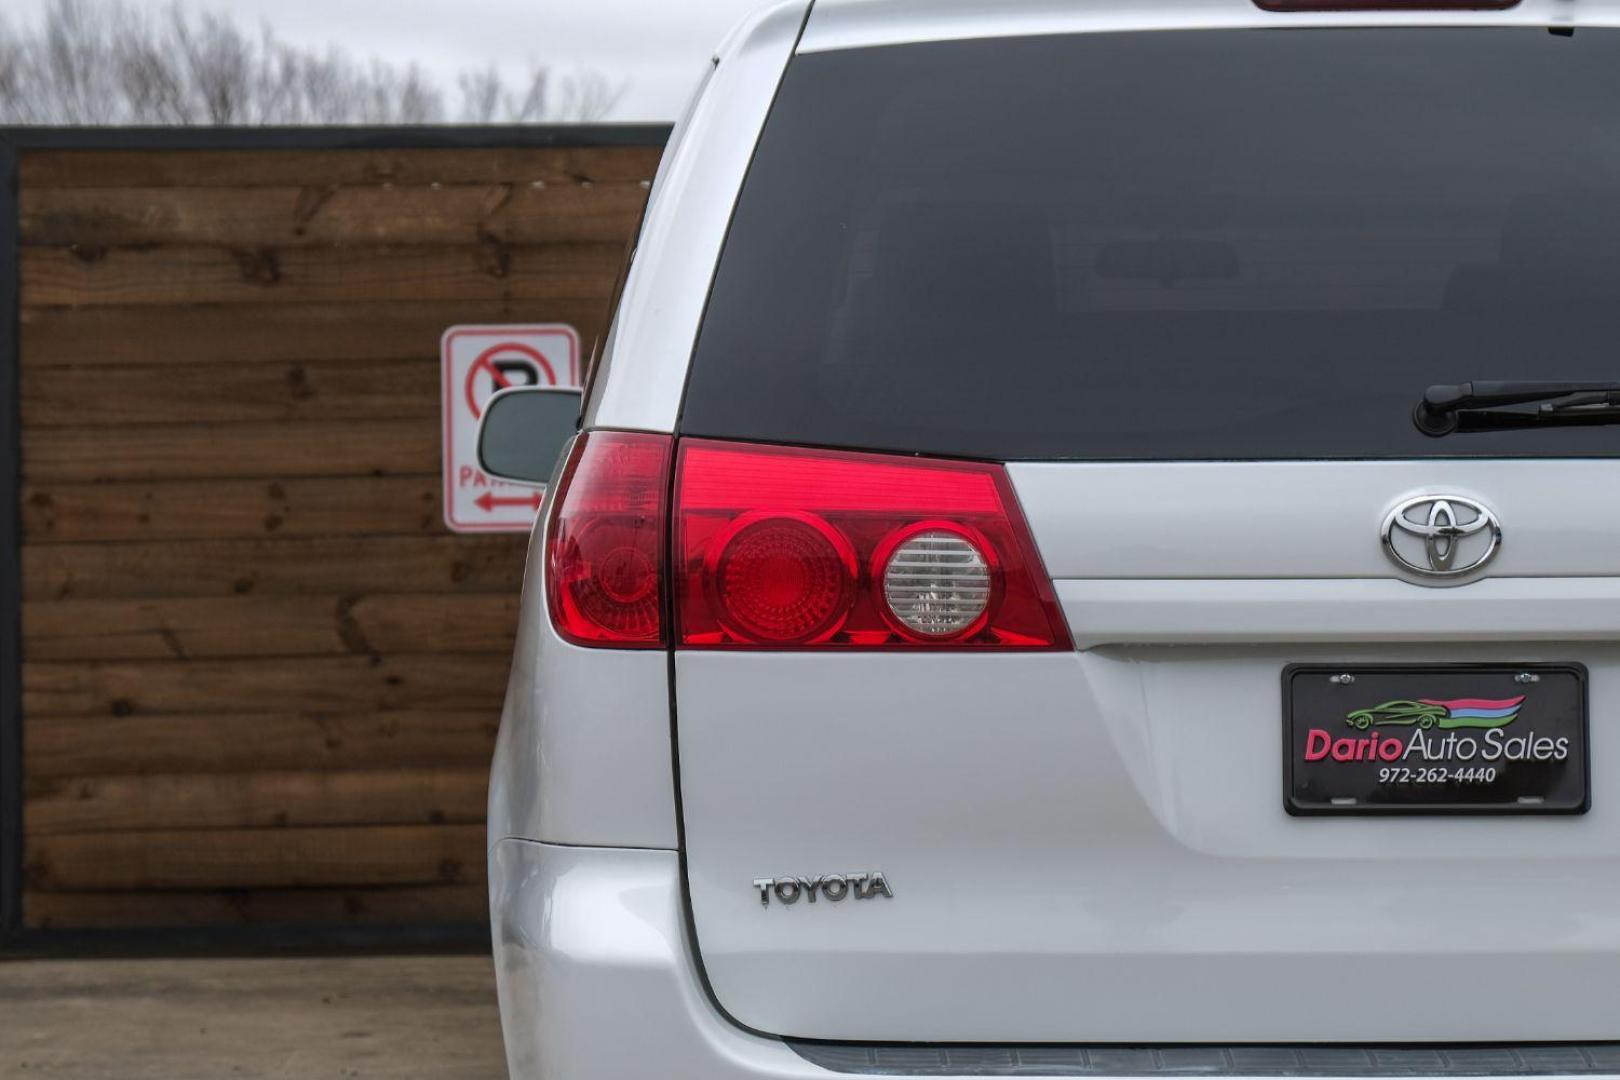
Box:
1284;663;1589;816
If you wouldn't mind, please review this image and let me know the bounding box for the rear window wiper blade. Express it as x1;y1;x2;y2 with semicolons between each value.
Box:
1414;380;1620;436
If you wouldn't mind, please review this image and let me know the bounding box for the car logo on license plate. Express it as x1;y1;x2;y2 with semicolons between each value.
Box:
1345;696;1524;732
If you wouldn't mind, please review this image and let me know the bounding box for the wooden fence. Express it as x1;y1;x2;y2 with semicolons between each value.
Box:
0;128;667;936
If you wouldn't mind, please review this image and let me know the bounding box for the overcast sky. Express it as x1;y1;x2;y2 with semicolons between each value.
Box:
10;0;774;120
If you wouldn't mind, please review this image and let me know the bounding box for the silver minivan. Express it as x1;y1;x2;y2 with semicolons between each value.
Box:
482;1;1620;1076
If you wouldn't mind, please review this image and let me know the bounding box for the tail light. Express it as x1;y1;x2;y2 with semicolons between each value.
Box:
674;440;1069;649
545;431;672;648
545;435;1070;650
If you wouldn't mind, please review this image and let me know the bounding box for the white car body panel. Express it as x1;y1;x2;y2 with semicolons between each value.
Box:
490;0;1620;1072
494;839;1620;1074
586;0;810;436
799;0;1620;53
486;458;679;851
1011;461;1620;582
490;840;817;1079
673;463;1620;1040
675;646;1620;1042
1060;577;1620;649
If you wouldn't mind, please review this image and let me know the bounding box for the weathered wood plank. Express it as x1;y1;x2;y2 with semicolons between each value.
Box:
22;242;622;308
334;592;520;658
23;418;437;482
10;142;648;931
21;475;445;543
21;182;650;247
23;595;336;660
23;534;527;601
23;654;511;717
24;824;486;891
20;146;663;188
23;883;489;929
21;358;439;427
21;593;519;660
25;767;488;834
20;300;610;367
25;711;499;779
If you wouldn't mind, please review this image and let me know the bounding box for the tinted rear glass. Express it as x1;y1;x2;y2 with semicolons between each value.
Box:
681;29;1620;460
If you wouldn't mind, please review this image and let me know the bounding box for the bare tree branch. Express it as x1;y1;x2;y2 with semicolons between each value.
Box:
0;0;623;124
551;71;628;124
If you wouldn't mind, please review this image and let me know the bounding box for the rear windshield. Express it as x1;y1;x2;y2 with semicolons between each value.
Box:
681;28;1620;460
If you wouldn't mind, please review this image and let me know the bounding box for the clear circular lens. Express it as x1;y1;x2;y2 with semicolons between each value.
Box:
881;528;992;640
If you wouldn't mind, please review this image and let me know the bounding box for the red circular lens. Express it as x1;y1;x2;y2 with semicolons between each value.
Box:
709;513;857;644
568;519;661;640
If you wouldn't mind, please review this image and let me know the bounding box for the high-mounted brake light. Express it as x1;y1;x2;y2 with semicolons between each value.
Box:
545;431;672;647
675;440;1070;650
1254;1;1519;9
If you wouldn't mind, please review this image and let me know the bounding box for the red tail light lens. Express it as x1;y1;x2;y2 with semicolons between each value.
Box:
707;512;858;644
545;431;672;647
675;440;1070;650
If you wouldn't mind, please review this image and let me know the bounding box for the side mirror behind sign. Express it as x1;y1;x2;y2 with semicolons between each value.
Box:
476;386;584;486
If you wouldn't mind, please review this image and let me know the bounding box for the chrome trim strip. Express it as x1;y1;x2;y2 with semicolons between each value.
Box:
789;1041;1620;1077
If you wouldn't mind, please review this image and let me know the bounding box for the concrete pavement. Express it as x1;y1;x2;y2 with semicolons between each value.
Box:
0;954;505;1078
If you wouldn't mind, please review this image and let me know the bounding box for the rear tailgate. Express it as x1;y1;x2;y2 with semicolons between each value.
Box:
676;460;1620;1042
672;22;1620;1043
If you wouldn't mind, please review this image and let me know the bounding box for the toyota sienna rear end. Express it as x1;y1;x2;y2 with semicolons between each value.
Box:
484;2;1620;1076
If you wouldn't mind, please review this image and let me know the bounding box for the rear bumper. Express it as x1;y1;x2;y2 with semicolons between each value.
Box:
489;838;820;1079
489;838;1620;1080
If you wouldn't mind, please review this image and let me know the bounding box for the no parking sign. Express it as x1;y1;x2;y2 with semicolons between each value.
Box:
441;325;581;533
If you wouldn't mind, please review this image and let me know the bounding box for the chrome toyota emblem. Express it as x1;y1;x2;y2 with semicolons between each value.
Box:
1381;496;1501;578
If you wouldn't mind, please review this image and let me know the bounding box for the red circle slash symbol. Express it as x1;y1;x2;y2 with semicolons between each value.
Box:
464;343;557;419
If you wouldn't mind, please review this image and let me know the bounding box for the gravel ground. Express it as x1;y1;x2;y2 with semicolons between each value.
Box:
0;954;506;1079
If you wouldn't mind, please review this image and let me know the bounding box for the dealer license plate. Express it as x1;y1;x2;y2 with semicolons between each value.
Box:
1285;664;1588;815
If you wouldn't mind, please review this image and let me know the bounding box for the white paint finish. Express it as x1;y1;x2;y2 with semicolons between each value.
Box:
486;498;677;851
492;842;1620;1077
675;648;1620;1042
441;324;580;534
495;1;1620;1055
579;60;715;431
1010;460;1620;583
800;0;1620;53
1061;577;1620;649
489;840;824;1080
588;0;810;436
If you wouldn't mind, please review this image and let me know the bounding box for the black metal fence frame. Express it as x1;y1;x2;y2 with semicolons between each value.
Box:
0;124;671;952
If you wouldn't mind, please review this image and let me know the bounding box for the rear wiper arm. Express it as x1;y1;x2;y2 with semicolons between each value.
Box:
1414;380;1620;436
